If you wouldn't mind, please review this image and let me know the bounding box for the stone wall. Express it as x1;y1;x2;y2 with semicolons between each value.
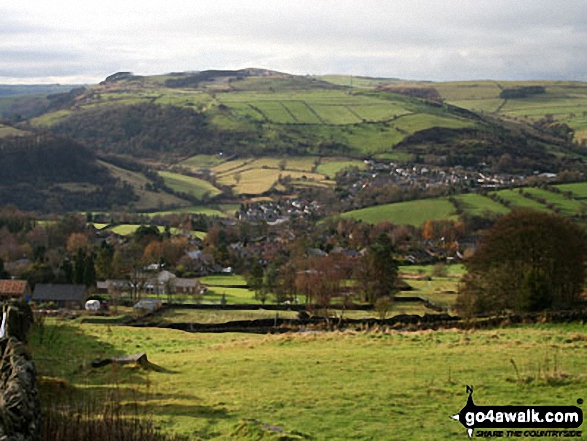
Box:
0;301;41;441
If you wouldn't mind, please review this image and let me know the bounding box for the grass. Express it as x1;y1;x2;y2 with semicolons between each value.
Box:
522;188;584;216
454;193;510;216
0;124;29;137
99;160;189;211
158;172;223;199
200;275;248;286
556;181;587;200
341;198;457;227
107;224;205;238
179;155;227;170
436;80;587;143
31;321;587;440
491;189;552;212
315;159;366;177
144;206;227;218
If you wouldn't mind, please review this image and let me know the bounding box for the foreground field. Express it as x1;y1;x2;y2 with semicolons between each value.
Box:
33;322;587;440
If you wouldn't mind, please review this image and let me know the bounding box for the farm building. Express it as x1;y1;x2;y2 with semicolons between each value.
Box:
96;280;130;295
175;278;205;295
0;280;32;301
33;284;87;309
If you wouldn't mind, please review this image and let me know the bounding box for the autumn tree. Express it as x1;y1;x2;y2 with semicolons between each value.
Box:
457;210;587;316
355;233;398;304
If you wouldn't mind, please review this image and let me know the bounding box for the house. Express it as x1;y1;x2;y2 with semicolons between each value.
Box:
145;270;176;295
33;284;87;309
0;280;31;301
175;278;205;295
96;280;130;295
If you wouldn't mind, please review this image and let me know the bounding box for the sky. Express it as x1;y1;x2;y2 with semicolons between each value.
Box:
1;0;587;84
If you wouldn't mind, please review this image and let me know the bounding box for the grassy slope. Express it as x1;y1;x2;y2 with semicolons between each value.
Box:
99;161;189;211
341;198;458;226
27;73;481;159
158;171;223;199
434;80;587;143
341;182;587;226
32;322;587;440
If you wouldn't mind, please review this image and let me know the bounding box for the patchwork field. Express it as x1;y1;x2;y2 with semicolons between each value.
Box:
434;81;587;142
197;157;330;195
341;182;587;227
32;322;587;440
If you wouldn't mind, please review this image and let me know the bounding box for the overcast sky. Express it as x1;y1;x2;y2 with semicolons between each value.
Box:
1;0;587;84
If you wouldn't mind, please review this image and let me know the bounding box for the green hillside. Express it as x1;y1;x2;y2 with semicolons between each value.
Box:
16;70;493;162
1;70;586;213
340;183;587;226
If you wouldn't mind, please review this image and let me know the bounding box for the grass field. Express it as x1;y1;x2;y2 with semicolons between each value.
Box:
158;172;223;200
454;193;511;216
0;124;29;137
32;322;587;440
491;189;553;212
99;161;190;211
556;181;587;200
341;198;458;226
106;224;206;238
340;181;587;227
522;188;584;216
144;206;228;218
436;80;587;142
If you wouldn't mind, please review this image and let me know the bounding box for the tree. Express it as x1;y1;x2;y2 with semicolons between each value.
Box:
457;210;587;316
0;258;9;279
355;233;398;304
247;261;265;303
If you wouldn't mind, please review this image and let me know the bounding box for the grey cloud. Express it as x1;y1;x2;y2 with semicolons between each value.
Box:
1;1;587;82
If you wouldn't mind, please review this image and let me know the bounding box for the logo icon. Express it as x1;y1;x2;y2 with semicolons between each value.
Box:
451;386;583;438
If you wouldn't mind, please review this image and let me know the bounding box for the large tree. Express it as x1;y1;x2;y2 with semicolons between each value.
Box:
355;233;398;304
457;210;587;315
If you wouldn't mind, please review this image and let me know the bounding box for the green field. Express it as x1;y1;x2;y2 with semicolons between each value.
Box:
556;181;587;200
144;206;228;218
492;189;553;212
99;161;190;211
454;193;510;216
340;181;587;227
341;198;458;226
107;224;205;238
436;80;587;142
0;124;28;137
32;322;587;440
522;188;584;216
158;171;223;199
315;159;366;177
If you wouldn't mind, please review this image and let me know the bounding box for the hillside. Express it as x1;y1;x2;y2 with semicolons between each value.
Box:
0;69;586;214
0;135;138;212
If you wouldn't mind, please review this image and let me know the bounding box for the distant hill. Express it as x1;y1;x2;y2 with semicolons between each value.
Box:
0;69;585;213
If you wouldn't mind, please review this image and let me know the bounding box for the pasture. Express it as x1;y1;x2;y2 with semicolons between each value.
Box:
32;321;587;440
340;198;458;227
99;160;190;211
158;172;223;200
340;182;587;227
435;80;587;143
